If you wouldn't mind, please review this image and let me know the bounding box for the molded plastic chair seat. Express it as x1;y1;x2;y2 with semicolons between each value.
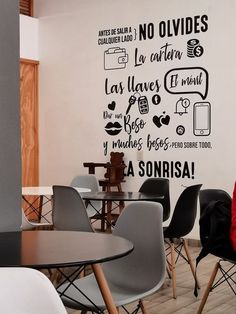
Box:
0;268;67;314
21;209;53;230
58;201;166;313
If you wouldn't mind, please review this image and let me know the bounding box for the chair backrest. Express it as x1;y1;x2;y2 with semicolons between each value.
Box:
103;201;166;294
139;178;171;221
52;185;93;232
0;268;67;314
71;175;100;193
199;189;232;216
164;184;202;238
70;175;102;217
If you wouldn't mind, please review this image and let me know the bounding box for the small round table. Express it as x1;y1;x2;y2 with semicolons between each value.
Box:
0;230;133;314
82;191;164;231
22;186;91;223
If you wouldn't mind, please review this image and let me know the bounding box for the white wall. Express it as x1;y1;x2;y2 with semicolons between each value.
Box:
20;14;39;60
33;0;236;238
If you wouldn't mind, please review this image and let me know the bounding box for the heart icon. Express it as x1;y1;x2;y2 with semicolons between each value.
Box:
108;101;116;111
161;115;170;125
152;115;162;128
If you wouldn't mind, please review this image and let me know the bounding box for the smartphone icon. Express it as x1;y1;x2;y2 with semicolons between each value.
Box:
193;102;211;136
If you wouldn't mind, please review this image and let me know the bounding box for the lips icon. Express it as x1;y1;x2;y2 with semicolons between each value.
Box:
104;122;122;136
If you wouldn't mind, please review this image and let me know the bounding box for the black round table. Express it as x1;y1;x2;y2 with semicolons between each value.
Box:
0;231;133;314
82;191;164;202
82;191;164;231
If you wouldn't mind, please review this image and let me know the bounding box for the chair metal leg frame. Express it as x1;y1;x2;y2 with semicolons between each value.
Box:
85;200;104;226
56;264;120;314
22;195;52;223
197;259;236;313
97;200;121;232
165;238;199;298
56;265;148;314
56;266;105;314
86;200;115;232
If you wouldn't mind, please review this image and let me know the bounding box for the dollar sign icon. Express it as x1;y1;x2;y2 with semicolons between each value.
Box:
193;45;204;57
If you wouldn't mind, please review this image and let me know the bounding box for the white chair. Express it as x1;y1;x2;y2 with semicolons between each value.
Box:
21;209;53;230
0;267;67;314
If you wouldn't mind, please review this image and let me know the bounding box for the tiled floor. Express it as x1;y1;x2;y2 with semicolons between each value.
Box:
65;246;236;313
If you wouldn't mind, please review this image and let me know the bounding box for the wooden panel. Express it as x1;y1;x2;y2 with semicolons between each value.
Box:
20;59;39;219
20;0;33;16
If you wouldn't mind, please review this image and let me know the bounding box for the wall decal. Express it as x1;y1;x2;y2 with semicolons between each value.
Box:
97;13;213;180
126;95;136;114
164;67;209;100
126;92;149;115
104;47;128;70
153;112;170;128
152;94;161;105
176;125;185;135
108;101;116;110
193;102;211;136
187;39;204;58
124;160;195;179
104;121;122;135
175;97;190;115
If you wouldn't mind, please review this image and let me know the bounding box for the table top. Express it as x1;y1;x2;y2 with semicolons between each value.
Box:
82;191;164;202
0;231;133;269
22;186;91;196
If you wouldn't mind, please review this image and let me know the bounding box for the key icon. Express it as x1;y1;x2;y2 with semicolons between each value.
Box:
126;95;136;115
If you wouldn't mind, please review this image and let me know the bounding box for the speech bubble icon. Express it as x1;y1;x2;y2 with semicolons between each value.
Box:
164;67;209;100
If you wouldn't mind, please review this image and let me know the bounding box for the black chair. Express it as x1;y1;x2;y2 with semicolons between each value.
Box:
197;189;236;314
139;178;171;221
164;184;202;298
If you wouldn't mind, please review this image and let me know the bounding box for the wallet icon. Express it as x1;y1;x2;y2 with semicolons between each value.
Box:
104;47;128;70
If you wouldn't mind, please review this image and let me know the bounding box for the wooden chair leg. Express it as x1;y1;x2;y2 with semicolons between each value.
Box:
183;239;200;289
197;262;220;314
166;262;172;279
50;269;62;284
170;242;177;299
139;300;149;314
